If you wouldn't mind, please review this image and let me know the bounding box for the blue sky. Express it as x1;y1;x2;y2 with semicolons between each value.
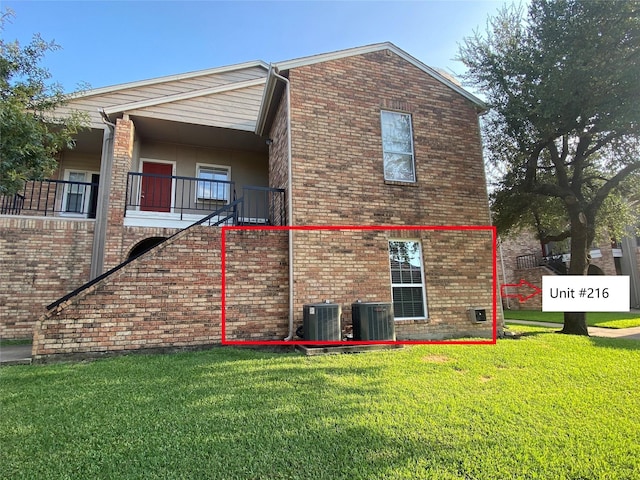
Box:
3;1;513;93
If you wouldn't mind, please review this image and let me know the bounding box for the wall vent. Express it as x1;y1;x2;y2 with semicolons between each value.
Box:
468;308;488;323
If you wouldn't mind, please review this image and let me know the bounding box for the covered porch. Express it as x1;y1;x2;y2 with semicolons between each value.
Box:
0;116;285;228
121;115;284;228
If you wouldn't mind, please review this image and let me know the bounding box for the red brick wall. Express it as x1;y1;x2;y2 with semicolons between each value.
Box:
498;231;542;287
292;229;391;328
120;226;181;258
104;117;135;270
32;227;290;360
224;229;289;340
0;217;94;339
510;267;553;311
291;228;495;340
268;89;289;195
287;50;490;227
280;50;498;337
591;240;617;276
34;226;222;359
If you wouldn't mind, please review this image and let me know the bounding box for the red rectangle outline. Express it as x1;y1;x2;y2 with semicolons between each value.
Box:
221;225;498;346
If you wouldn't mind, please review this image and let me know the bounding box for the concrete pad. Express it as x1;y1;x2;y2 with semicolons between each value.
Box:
296;344;403;356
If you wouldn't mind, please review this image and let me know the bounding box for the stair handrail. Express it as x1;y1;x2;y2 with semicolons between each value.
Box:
47;198;244;310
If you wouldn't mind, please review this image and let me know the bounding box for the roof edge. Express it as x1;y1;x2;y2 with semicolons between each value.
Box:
70;60;270;99
275;42;486;111
104;77;266;115
275;42;394;70
255;65;280;137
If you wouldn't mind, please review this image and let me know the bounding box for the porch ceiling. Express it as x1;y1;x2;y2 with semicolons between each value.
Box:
131;116;268;153
72;128;106;154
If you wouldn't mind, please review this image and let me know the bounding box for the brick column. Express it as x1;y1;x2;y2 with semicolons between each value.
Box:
103;116;135;270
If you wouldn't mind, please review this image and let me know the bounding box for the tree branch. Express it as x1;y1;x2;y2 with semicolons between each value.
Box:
590;161;640;215
528;182;571;199
523;142;548;190
547;140;570;189
540;230;572;244
584;131;619;159
571;134;592;192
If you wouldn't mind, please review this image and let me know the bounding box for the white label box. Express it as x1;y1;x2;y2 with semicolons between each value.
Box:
542;276;630;312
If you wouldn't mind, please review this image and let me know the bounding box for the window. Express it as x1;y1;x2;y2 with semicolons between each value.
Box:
389;240;427;319
196;164;230;202
62;170;98;216
381;110;415;182
65;171;86;213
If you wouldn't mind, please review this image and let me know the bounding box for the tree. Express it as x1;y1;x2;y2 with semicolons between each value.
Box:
458;0;640;335
0;9;88;195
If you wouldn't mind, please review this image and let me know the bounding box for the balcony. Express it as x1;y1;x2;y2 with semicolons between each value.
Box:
0;174;286;229
124;172;285;228
0;179;99;218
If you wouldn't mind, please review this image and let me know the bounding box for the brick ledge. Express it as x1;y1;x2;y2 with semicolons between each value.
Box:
394;318;429;325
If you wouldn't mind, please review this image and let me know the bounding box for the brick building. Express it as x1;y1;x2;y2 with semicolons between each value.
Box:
0;43;500;359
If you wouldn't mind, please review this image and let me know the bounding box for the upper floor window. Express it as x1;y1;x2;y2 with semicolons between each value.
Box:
62;170;99;217
196;164;231;203
380;110;416;183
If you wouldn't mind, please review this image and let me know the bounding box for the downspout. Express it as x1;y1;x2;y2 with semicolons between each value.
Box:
270;69;295;341
89;110;116;279
498;238;510;310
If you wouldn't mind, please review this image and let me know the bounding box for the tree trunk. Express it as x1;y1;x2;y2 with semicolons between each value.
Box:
561;312;589;336
560;209;590;336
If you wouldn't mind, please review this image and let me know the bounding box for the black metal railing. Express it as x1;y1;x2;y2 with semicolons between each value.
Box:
1;193;25;214
125;172;234;219
239;186;286;225
516;253;566;274
125;172;286;226
516;254;539;270
0;179;99;217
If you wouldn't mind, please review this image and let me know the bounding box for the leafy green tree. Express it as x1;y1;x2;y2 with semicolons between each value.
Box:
458;0;640;335
0;9;88;195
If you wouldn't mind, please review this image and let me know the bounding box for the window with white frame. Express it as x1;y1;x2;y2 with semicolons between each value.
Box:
381;110;416;182
62;170;98;216
196;164;230;202
388;240;427;319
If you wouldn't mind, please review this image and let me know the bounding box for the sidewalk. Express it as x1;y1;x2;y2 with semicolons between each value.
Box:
507;320;640;340
0;344;32;365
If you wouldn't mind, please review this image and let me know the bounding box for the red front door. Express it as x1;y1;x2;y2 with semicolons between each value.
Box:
141;162;173;212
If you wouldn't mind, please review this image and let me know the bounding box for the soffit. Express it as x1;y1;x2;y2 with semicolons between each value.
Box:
131;116;268;153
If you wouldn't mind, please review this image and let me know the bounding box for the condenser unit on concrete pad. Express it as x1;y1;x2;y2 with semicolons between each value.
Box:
352;302;396;341
468;308;488;323
303;303;342;341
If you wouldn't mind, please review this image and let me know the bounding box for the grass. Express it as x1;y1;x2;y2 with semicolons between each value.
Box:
2;332;640;480
0;339;32;346
504;309;640;328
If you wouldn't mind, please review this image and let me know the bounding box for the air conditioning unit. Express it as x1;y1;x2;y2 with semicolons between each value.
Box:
352;302;395;341
468;308;488;323
303;303;342;341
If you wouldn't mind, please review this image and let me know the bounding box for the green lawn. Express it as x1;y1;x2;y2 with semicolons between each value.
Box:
2;332;640;480
504;309;640;328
